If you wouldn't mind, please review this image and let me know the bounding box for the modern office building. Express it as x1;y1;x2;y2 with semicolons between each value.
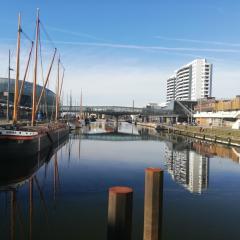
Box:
166;59;213;102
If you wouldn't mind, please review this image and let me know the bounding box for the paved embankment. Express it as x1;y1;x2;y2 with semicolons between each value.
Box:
137;122;240;147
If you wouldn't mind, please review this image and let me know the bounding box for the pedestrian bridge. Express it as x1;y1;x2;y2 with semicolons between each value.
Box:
61;106;143;116
60;101;196;118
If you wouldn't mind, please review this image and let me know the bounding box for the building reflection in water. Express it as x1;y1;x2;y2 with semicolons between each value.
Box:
84;121;140;135
165;141;209;194
193;141;240;163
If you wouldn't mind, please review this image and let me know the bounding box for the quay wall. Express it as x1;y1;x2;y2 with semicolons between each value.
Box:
136;122;240;147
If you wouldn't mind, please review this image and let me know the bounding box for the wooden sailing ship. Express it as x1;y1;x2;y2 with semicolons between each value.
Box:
0;9;69;156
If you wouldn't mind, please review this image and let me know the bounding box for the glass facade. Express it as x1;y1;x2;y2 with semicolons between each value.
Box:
0;77;55;107
0;77;56;119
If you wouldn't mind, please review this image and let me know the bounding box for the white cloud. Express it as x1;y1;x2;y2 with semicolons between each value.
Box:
63;63;169;106
155;36;240;48
213;65;240;99
0;37;239;107
47;40;240;54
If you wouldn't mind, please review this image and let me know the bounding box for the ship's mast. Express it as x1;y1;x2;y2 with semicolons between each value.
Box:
59;69;64;105
80;88;83;119
13;13;21;124
59;68;65;121
6;50;12;122
31;9;40;126
55;57;60;121
18;41;34;107
35;48;57;115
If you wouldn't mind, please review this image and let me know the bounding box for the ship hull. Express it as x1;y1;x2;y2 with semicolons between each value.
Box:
0;127;69;158
0;134;69;189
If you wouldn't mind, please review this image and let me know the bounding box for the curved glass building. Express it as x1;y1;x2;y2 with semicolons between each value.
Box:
0;77;56;119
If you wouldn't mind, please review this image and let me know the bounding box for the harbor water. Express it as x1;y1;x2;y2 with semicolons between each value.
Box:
1;121;240;240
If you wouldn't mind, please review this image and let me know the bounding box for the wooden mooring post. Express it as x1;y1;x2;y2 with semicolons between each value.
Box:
143;168;164;240
107;186;133;240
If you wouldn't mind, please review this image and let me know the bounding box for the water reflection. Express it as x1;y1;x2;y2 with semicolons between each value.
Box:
0;146;59;190
0;137;68;240
83;122;240;196
192;141;240;163
81;121;141;142
165;142;209;194
1;122;240;240
84;121;139;135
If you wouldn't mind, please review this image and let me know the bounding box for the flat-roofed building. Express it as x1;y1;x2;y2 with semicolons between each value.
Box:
166;59;213;101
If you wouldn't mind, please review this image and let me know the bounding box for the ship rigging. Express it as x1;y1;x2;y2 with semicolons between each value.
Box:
0;9;69;156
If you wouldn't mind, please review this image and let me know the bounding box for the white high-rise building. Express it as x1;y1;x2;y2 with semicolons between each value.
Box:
166;59;213;102
175;64;192;100
166;75;176;103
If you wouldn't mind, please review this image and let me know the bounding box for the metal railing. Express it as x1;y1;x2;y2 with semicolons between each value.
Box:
61;105;143;115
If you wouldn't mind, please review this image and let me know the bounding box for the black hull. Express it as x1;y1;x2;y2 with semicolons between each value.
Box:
0;135;69;189
0;127;69;159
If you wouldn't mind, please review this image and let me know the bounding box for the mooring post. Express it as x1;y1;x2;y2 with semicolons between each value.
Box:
107;186;133;240
143;168;164;240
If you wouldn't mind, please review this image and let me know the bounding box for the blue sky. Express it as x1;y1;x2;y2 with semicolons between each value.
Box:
0;0;240;106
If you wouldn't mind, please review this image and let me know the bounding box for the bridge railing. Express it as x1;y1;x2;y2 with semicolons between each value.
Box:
60;106;143;114
61;103;193;117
